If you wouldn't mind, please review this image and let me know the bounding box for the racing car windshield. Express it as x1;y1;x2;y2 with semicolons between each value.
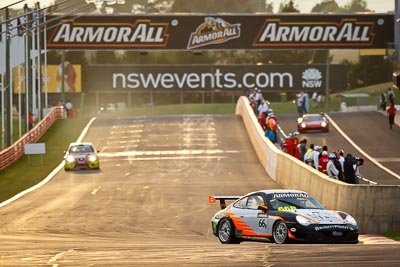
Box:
70;145;95;153
269;196;324;211
303;115;324;122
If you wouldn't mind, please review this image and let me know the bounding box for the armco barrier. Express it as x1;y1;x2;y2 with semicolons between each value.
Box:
235;96;400;234
0;106;64;171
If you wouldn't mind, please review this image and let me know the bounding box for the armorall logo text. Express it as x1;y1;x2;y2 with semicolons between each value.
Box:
187;17;241;49
48;19;170;48
253;19;374;47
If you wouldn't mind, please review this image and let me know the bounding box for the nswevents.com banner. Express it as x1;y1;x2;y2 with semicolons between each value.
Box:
87;65;347;92
46;14;393;50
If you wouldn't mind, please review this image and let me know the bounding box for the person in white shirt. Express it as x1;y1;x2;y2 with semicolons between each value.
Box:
258;99;269;115
317;94;322;108
327;153;339;179
312;145;321;169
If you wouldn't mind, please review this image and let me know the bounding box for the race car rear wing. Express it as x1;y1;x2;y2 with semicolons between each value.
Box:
208;195;241;209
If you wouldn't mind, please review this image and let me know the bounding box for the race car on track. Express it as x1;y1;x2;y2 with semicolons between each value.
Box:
297;113;329;133
209;189;358;244
64;142;100;171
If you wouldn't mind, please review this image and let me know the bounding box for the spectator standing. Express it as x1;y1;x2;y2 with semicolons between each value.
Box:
344;154;356;184
243;88;252;98
258;100;269;117
304;144;314;165
65;99;74;118
258;111;267;130
317;94;322;108
327;153;339;179
298;139;307;162
281;134;295;157
296;92;305;115
248;88;257;112
387;103;396;130
265;128;275;143
388;87;395;106
267;113;278;142
318;151;329;175
312;146;322;170
312;92;317;103
380;92;387;111
337;149;345;171
355;157;364;177
319;145;328;159
253;89;263;115
335;150;345;181
29;112;35;130
292;132;300;146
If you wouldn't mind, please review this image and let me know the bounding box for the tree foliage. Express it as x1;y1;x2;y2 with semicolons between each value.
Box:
344;0;371;12
345;56;392;89
311;0;345;13
279;0;300;13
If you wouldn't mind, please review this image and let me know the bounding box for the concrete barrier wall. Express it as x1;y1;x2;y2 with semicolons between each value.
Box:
235;96;400;234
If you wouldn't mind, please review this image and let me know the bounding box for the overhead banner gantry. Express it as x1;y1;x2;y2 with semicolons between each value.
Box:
47;14;394;50
46;13;394;50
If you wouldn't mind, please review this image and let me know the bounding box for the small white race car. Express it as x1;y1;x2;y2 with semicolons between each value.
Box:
64;142;100;171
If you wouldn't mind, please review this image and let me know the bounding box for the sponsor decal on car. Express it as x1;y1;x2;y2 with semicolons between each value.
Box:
314;225;352;231
272;193;310;199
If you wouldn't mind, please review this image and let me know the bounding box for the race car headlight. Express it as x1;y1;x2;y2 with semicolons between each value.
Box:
88;155;98;162
297;118;302;123
321;121;327;127
296;215;313;226
301;122;306;128
344;214;357;225
66;155;75;163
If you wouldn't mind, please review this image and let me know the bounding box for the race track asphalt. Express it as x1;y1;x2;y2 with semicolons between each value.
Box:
277;111;400;185
0;114;398;266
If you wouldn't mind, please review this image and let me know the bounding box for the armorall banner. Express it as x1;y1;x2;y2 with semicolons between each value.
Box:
46;14;393;50
87;64;347;92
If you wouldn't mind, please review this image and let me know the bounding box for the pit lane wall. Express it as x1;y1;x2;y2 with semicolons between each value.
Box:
235;96;400;234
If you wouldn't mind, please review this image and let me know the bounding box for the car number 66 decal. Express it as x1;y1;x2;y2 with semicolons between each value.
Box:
258;219;268;230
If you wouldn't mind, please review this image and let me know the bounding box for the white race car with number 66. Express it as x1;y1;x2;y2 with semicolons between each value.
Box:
209;189;359;244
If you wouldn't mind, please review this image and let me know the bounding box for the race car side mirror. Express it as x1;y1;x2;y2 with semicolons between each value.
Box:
258;205;269;213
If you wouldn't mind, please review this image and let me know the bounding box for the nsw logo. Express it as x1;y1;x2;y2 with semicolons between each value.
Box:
302;68;322;88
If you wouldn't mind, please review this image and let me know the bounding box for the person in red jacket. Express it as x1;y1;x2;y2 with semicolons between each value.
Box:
258;112;267;130
318;151;329;175
29;112;35;130
387;103;396;130
281;133;295;157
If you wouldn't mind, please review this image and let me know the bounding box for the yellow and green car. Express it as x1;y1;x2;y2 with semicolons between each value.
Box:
64;142;100;171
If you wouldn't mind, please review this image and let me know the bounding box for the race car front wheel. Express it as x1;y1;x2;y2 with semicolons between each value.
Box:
218;218;237;244
273;221;288;244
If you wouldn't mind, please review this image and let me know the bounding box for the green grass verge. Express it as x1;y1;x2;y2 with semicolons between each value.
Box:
383;232;400;241
0;118;90;203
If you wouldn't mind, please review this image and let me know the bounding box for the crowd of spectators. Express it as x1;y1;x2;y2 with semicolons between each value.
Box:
245;90;364;184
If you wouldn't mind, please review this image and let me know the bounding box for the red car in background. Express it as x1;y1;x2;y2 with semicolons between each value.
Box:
297;113;329;133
